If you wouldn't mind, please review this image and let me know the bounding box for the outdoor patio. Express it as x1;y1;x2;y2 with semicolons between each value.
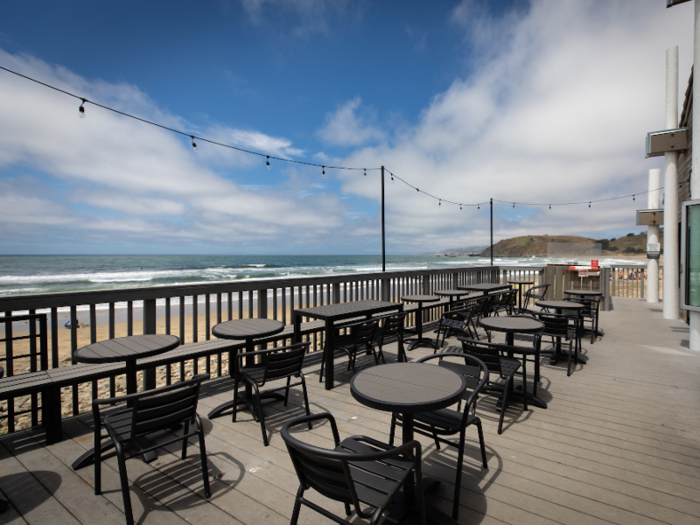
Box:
1;296;698;525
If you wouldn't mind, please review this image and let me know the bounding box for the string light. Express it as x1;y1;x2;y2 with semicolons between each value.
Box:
0;65;680;214
460;205;462;210
439;199;441;206
190;136;198;151
478;205;480;210
322;166;325;178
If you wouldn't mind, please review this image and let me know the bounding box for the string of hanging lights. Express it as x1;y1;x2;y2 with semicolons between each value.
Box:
0;64;680;212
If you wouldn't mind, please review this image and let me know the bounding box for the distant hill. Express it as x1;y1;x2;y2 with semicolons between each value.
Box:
477;232;661;257
439;246;488;256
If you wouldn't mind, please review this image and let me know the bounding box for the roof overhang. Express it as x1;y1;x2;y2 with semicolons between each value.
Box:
636;209;664;226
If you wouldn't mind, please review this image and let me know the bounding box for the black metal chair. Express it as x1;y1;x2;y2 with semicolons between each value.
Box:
538;312;580;376
389;353;489;520
93;374;211;525
434;308;479;349
459;338;523;434
565;295;600;343
372;311;408;362
320;319;380;381
282;412;426;525
232;341;312;446
487;289;518;317
519;284;550;315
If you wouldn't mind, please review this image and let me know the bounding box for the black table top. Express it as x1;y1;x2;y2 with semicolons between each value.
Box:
213;318;284;340
294;300;402;321
457;283;511;292
479;316;544;334
563;290;602;297
536;300;584;310
401;294;440;303
74;334;180;364
351;363;466;414
508;280;535;285
434;289;471;297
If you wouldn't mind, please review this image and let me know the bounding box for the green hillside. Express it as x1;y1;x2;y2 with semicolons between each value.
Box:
478;232;661;257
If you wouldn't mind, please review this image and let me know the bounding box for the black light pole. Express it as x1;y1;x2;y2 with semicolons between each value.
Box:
381;166;386;272
490;198;494;267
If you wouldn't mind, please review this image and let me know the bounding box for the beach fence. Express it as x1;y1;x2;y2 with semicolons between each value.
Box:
0;265;498;435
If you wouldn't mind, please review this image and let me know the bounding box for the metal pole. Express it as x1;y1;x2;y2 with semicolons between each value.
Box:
490;198;494;267
647;168;660;303
690;0;700;349
381;166;386;272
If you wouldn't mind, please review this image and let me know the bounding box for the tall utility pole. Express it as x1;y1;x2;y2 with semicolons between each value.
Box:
490;198;494;266
690;0;700;349
381;166;386;272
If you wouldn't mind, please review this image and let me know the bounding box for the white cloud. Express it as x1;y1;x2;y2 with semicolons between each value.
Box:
334;0;693;250
0;49;347;250
317;97;385;147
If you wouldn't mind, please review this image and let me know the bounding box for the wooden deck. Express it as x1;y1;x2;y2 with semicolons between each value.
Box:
1;297;699;525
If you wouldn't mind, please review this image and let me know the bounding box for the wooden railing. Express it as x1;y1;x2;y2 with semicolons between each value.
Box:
0;265;498;434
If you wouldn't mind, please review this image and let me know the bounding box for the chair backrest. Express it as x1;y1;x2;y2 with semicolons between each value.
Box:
121;374;208;446
417;352;488;418
262;342;309;384
459;338;504;376
537;312;571;338
351;319;379;347
376;312;407;346
523;284;549;310
282;412;421;519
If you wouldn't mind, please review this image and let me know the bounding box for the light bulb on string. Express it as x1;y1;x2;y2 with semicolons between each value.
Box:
266;156;271;170
391;175;394;181
513;203;515;208
633;195;635;201
460;205;462;210
79;98;86;118
549;204;551;210
416;188;419;192
190;136;198;151
439;199;441;207
364;169;367;177
478;205;480;210
322;166;325;178
589;202;591;208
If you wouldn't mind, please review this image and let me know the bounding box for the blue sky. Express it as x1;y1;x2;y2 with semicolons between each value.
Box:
0;0;694;254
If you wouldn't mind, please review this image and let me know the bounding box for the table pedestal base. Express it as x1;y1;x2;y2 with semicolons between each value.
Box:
72;436;158;471
542;348;588;366
383;477;458;525
208;391;285;421
405;337;439;351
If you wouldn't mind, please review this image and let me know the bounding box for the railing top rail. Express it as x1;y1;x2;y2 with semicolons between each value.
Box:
0;265;500;311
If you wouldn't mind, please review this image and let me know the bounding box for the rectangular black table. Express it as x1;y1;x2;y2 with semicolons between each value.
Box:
457;283;512;295
293;300;403;390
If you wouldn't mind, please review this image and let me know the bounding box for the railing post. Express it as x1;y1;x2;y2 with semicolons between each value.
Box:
380;279;390;302
257;289;268;318
332;283;341;304
143;298;157;390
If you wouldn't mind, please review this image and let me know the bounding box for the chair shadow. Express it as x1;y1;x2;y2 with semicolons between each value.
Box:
421;442;503;522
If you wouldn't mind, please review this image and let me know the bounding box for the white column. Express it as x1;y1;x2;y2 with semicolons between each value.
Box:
647;169;660;303
663;46;679;320
690;1;700;350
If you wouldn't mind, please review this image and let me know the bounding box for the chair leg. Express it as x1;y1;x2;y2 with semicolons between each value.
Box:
114;442;135;525
389;413;397;446
452;428;466;520
250;381;269;446
232;376;240;422
300;376;313;430
290;486;304;525
181;421;190;459
94;431;102;495
284;376;291;406
319;345;328;382
498;377;512;435
475;418;488;468
432;430;441;451
196;416;211;498
521;359;528;411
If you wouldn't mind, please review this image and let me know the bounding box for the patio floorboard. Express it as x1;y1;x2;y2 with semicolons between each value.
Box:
1;297;699;525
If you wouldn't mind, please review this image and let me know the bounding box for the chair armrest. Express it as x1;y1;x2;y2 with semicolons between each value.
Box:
282;411;341;446
234;342;310;364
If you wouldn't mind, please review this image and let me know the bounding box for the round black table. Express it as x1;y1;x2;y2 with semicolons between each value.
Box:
508;280;535;311
563;290;602;297
72;334;180;470
434;289;472;305
457;283;511;295
351;363;466;525
478;316;547;409
535;300;586;366
402;295;440;351
208;318;285;420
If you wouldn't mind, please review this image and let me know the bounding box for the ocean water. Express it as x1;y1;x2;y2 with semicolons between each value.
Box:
0;254;643;297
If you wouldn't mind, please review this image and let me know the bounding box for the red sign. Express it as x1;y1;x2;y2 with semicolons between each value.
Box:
591;259;599;269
